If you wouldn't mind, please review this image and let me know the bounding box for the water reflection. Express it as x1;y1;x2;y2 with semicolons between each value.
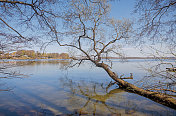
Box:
0;59;70;91
0;59;70;67
61;79;124;115
60;78;176;116
0;59;175;116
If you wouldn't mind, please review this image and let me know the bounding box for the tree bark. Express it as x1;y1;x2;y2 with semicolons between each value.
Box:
95;62;176;110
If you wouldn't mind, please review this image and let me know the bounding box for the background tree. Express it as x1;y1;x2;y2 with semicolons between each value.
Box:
60;53;69;59
134;0;176;44
0;0;62;53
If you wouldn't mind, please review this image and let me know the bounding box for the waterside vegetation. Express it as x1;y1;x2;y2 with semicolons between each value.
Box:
0;50;69;59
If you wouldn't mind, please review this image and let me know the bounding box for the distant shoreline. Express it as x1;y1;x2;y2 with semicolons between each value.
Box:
102;57;176;59
0;58;70;60
0;57;175;60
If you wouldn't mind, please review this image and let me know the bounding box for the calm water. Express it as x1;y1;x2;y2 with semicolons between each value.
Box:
0;59;175;116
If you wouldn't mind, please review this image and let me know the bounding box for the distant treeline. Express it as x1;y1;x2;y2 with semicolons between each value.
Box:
0;50;69;59
102;57;176;59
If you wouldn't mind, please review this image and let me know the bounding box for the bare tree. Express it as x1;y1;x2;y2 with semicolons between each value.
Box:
43;0;176;109
0;0;176;109
134;0;176;58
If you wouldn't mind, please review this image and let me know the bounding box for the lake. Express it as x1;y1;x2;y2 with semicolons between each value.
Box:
0;59;175;116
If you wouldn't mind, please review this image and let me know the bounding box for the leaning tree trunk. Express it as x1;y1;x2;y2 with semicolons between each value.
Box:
95;62;176;110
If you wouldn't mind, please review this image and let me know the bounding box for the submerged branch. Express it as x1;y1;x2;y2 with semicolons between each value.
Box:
95;62;176;110
147;89;176;93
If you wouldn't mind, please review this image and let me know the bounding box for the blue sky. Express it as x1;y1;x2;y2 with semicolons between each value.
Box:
110;0;136;19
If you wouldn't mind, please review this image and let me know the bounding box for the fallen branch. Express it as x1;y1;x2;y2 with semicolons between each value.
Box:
120;73;133;79
120;77;133;79
96;62;176;110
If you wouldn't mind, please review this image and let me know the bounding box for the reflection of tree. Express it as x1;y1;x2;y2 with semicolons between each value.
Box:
0;83;11;92
0;60;70;69
77;86;123;115
60;78;138;115
0;60;70;91
0;62;27;92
